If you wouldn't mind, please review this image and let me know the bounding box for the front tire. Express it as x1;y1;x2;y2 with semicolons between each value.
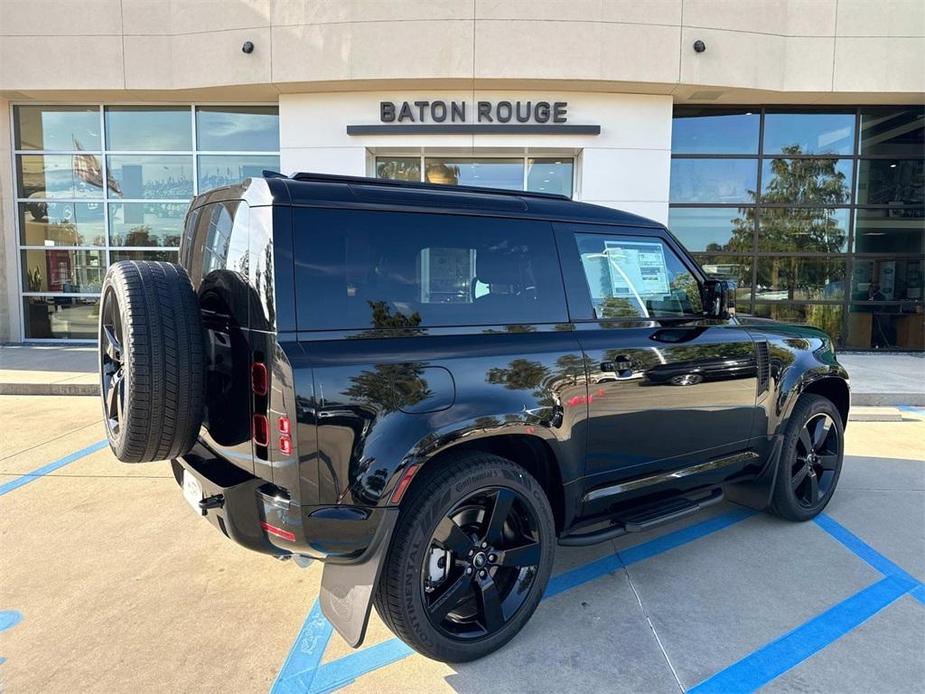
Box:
770;394;845;521
374;452;555;662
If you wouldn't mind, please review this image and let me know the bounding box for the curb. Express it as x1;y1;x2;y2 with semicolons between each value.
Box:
0;383;98;396
851;393;925;407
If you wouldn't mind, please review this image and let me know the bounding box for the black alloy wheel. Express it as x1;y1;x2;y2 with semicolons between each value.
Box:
100;285;126;441
771;393;844;521
790;412;840;507
423;487;541;639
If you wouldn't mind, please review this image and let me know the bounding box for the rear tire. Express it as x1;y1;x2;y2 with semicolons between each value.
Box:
98;261;205;463
374;452;555;662
770;394;844;521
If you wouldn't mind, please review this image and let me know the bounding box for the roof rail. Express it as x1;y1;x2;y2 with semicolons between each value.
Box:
288;171;571;201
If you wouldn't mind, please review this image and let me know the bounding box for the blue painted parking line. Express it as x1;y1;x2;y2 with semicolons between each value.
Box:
815;514;925;605
0;440;108;498
271;600;334;694
272;507;755;692
0;611;22;633
689;574;917;694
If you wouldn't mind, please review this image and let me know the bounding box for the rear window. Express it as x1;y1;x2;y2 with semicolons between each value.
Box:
293;208;567;330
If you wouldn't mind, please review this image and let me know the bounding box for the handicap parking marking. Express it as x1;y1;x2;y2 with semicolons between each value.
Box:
271;507;756;693
0;610;23;668
0;439;108;497
688;575;917;694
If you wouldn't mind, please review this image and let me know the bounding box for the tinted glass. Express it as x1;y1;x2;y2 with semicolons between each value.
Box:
197;154;280;191
294;209;566;329
575;234;702;319
757;207;850;253
753;303;843;343
854;209;925;254
754;257;847;301
857;159;924;206
760;158;853;204
669;158;758;203
850;257;924;302
108;202;186;247
860;107;925;157
671;108;759;154
695;254;753;304
668;207;751;252
23;297;98;339
14;105;100;151
111;249;179;263
195;106;279;151
21;249;105;293
104;106;192;151
376;157;421;181
16;154;107;199
106;155;193;199
847;303;923;349
763;112;855;155
18;201;105;246
527;158;573;197
425;158;523;189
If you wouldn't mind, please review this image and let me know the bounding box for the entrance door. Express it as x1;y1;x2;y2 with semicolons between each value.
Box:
556;224;760;491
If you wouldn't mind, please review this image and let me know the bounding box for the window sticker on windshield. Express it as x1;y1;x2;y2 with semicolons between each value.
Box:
603;240;670;297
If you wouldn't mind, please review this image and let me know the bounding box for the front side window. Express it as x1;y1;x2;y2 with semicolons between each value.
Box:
294;209;567;330
575;234;702;319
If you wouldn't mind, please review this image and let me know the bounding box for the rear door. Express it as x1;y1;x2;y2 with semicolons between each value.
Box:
556;223;760;493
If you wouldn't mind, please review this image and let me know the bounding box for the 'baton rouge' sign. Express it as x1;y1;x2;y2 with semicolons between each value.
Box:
346;100;601;135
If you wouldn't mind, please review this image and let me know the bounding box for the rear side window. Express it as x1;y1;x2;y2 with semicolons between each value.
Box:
575;233;703;319
294;208;567;330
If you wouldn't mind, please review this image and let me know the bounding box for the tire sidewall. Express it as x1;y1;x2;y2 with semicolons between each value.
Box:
776;395;845;520
394;461;555;661
99;269;137;459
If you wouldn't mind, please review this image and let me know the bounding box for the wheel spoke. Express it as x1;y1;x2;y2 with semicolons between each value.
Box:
811;416;832;451
818;454;838;471
791;464;809;491
433;516;473;556
798;427;813;456
106;369;123;420
483;488;514;545
494;541;541;568
807;470;820;502
427;572;474;623
102;324;122;362
475;573;504;632
115;371;125;424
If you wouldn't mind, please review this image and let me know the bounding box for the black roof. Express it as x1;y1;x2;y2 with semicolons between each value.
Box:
260;171;663;229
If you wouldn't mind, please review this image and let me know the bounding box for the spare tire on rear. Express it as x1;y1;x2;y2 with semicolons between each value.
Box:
99;261;205;463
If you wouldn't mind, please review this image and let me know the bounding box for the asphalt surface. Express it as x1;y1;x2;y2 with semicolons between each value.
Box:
1;395;923;693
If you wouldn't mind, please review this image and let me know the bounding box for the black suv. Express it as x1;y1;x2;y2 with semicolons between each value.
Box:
98;173;849;662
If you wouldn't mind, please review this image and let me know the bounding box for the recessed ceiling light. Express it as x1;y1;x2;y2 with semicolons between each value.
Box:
889;163;897;168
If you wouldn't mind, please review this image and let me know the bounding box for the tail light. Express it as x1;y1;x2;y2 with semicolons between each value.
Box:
278;416;292;456
251;362;268;396
253;414;269;446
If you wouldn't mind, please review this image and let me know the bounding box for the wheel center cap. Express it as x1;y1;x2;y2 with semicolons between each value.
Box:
473;551;487;569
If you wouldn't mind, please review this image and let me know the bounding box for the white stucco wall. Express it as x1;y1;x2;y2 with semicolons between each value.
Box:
279;91;673;224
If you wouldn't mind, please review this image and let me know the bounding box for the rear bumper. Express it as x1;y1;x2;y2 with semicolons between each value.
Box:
172;441;391;562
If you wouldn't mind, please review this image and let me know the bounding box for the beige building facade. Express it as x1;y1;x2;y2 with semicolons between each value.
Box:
1;0;924;348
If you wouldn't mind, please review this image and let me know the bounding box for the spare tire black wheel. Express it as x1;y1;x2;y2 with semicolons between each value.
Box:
99;261;205;463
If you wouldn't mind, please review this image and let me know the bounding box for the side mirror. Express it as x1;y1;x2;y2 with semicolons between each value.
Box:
702;279;735;319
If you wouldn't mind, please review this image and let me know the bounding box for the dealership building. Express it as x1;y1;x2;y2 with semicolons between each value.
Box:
1;0;923;350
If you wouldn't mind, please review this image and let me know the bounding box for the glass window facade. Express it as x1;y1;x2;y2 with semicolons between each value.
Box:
375;156;575;197
671;106;924;351
13;104;279;340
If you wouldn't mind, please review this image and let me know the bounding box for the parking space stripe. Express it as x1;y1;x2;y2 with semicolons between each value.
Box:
688;575;917;694
310;639;415;693
815;514;924;604
545;507;755;598
0;440;108;497
270;600;334;694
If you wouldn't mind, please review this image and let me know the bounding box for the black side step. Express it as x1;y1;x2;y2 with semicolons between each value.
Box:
558;487;724;547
